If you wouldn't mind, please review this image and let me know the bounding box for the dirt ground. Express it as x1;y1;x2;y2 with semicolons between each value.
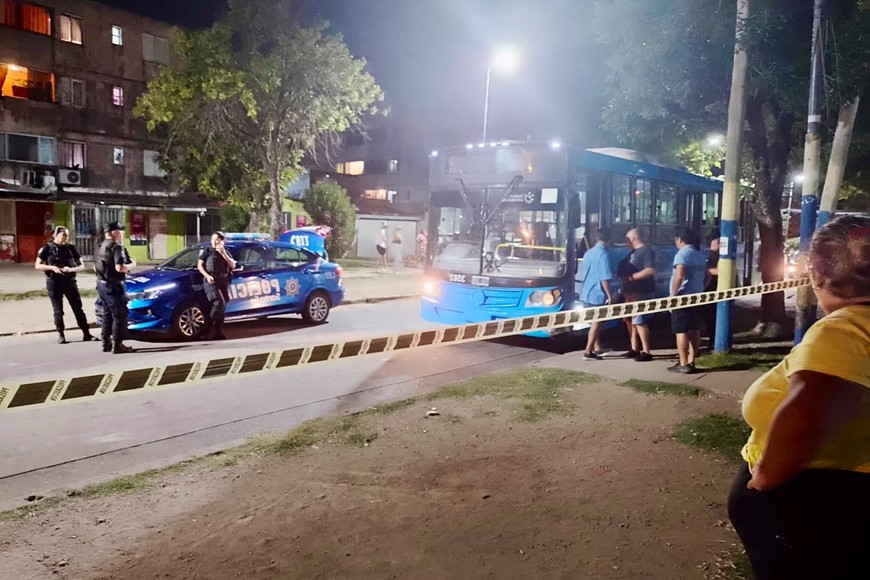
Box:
0;366;749;580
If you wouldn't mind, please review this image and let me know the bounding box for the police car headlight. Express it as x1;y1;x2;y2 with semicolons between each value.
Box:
129;282;177;301
526;290;560;307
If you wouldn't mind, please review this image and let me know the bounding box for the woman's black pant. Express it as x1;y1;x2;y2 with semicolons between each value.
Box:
728;463;870;580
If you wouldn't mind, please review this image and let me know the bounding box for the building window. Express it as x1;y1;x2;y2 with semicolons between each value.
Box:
113;147;124;165
388;159;399;174
142;33;170;64
1;133;56;165
112;86;124;107
144;150;166;177
336;160;365;175
60;141;86;168
59;14;83;45
362;189;397;202
112;25;123;46
0;63;55;102
59;77;86;108
1;1;52;36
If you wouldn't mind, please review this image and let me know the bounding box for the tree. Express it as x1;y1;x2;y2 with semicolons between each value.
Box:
592;0;870;333
303;181;357;259
136;0;383;238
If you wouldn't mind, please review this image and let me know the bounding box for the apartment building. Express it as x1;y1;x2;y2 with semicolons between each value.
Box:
0;0;219;263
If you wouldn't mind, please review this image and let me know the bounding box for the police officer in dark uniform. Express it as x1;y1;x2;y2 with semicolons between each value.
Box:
197;231;236;340
94;221;134;354
35;226;94;344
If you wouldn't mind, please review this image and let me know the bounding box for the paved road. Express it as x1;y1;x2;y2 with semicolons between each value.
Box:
0;299;574;510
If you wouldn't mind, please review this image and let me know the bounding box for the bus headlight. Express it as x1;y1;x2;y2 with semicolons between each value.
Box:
527;290;560;307
422;278;440;299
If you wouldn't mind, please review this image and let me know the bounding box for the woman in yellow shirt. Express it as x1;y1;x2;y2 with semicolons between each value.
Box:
728;216;870;579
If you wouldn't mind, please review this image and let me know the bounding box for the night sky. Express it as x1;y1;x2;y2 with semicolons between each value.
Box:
97;0;607;148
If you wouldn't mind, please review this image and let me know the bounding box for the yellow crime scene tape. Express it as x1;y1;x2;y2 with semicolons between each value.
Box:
0;278;810;414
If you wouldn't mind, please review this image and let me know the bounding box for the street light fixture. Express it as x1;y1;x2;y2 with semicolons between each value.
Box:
483;45;521;142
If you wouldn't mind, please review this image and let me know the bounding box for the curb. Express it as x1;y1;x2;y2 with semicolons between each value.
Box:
0;294;420;339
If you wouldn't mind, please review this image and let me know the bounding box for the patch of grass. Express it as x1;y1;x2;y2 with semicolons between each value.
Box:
674;414;751;463
256;416;378;456
0;496;64;522
429;368;598;422
622;379;701;397
703;547;753;580
696;349;788;372
366;398;416;415
77;461;193;499
0;289;98;302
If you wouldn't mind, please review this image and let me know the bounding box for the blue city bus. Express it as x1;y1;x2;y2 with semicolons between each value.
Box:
420;142;723;336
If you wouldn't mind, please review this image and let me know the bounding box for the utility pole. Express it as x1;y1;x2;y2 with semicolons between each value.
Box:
482;66;492;143
818;98;860;227
795;0;827;344
715;0;750;353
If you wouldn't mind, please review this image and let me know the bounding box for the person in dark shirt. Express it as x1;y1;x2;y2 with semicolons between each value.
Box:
35;226;94;344
704;233;721;343
94;222;135;354
616;228;657;361
197;231;237;340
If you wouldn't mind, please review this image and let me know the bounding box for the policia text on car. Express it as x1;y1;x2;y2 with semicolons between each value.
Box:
34;226;95;345
94;222;135;354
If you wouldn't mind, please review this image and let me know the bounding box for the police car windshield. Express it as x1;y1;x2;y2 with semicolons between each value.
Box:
158;247;202;271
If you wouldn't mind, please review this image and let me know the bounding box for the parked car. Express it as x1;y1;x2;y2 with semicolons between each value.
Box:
96;232;344;340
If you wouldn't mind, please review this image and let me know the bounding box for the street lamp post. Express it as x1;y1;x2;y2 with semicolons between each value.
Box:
482;45;520;143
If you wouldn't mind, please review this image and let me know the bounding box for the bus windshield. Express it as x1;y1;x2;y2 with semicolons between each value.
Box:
429;187;568;279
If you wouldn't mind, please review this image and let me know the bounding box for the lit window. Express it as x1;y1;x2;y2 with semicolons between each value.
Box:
112;26;123;46
59;15;83;45
336;160;364;175
362;189;388;200
144;150;166;177
388;159;399;174
1;1;52;36
61;141;86;168
112;86;124;107
59;77;85;108
142;33;170;64
1;63;55;102
113;147;124;165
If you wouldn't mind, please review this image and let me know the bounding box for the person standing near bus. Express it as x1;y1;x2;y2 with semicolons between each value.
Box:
617;228;656;362
35;226;94;344
703;232;721;343
197;231;237;341
668;228;710;374
579;229;614;360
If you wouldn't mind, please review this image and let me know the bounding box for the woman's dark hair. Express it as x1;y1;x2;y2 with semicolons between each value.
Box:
809;215;870;299
53;226;68;236
213;231;226;240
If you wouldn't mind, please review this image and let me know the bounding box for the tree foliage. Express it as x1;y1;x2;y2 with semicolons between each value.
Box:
593;0;870;328
303;181;357;259
135;0;383;238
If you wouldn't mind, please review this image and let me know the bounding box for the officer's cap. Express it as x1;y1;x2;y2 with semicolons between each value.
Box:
104;221;125;233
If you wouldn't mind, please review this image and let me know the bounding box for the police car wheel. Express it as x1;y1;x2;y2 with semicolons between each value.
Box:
172;301;207;340
302;292;330;324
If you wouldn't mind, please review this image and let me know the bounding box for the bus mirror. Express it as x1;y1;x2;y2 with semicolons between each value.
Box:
568;196;583;229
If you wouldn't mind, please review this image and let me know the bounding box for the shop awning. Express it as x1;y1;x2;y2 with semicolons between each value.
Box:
55;190;222;211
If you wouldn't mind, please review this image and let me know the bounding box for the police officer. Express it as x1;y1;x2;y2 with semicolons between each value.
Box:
197;231;236;340
94;222;134;354
35;226;94;344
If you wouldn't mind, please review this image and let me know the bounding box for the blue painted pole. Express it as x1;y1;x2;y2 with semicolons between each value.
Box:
795;0;826;345
714;0;750;353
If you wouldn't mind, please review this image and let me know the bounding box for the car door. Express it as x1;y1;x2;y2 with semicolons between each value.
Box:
225;245;274;318
268;245;317;313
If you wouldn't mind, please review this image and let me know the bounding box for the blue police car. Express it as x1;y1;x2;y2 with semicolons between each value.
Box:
101;230;344;340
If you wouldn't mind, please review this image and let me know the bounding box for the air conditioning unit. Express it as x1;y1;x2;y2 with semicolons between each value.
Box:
20;170;37;187
58;169;82;186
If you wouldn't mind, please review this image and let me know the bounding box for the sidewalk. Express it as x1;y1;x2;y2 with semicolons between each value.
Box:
0;267;422;337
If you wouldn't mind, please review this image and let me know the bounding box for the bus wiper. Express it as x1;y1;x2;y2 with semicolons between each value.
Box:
455;178;477;225
482;175;523;226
